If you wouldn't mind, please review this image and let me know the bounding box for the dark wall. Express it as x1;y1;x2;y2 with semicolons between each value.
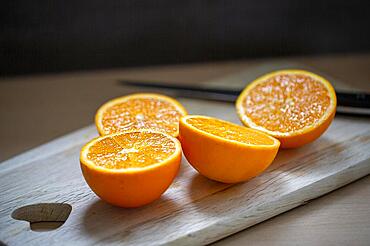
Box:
1;0;370;75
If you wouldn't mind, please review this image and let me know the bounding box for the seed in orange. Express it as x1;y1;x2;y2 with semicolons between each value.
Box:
95;93;187;137
236;70;337;148
179;115;280;183
80;130;182;207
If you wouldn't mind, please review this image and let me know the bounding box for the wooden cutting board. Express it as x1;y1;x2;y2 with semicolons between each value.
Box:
1;97;370;246
1;62;370;245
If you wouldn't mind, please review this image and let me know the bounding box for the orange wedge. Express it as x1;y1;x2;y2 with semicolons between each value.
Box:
236;70;337;148
95;93;187;137
80;130;182;207
179;115;280;183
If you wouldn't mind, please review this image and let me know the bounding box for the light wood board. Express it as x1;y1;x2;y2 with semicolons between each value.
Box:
1;98;370;246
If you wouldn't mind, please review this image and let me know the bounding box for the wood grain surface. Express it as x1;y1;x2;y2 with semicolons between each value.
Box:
0;98;369;245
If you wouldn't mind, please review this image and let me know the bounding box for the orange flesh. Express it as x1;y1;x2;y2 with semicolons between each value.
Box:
242;74;331;133
101;98;183;136
186;117;275;145
86;132;176;169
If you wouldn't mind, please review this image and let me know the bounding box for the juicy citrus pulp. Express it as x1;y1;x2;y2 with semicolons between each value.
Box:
80;130;182;207
179;115;280;183
95;93;187;137
236;70;336;148
85;131;177;169
241;73;331;133
186;117;276;146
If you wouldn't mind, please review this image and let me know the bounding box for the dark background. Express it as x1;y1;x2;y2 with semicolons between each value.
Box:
1;0;370;76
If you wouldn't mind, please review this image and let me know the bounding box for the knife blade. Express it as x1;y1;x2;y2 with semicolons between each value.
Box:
118;79;370;116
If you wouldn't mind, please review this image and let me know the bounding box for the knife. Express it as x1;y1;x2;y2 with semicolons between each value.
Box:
118;80;370;116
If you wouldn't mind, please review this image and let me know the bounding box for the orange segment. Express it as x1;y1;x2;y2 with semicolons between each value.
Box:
243;74;331;133
179;115;280;183
236;70;336;148
80;130;182;207
186;117;275;145
86;132;176;169
95;93;187;137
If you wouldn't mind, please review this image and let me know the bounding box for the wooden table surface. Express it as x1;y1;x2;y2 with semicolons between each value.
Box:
1;53;370;245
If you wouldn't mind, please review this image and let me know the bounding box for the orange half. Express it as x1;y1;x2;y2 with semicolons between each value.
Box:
179;115;280;183
95;93;187;137
236;70;337;148
80;130;182;207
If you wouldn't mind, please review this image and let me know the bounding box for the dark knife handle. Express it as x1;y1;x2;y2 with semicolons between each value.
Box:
337;92;370;108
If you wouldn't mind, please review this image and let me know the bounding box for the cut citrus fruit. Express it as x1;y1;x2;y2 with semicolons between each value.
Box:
80;130;182;207
179;115;280;183
95;93;187;137
236;70;337;148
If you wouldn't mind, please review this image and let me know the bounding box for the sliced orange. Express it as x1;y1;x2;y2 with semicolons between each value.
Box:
236;70;337;148
179;115;280;183
80;130;182;207
95;93;187;137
